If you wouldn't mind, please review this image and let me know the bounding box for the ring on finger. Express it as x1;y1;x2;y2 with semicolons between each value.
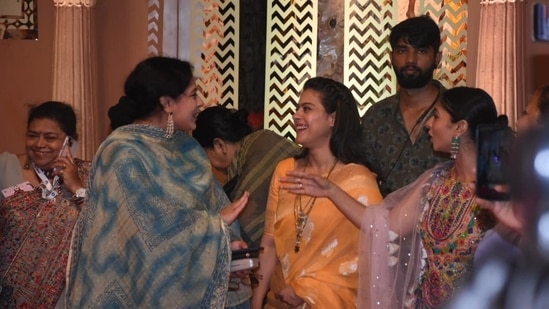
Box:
299;183;303;189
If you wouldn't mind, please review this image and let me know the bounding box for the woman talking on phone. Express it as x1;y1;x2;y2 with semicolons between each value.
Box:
0;101;91;308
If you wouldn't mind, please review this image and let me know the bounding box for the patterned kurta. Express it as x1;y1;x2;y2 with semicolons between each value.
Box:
417;173;492;308
0;158;90;309
359;161;495;309
66;125;236;309
360;82;448;196
265;158;382;308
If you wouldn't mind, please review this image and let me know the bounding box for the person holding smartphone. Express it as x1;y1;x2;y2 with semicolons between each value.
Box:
0;101;91;308
281;87;507;308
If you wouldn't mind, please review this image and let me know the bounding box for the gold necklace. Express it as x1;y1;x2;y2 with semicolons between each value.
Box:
293;157;338;253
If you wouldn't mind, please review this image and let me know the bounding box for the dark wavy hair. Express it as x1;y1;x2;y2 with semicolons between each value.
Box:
440;87;508;141
27;101;78;140
296;77;363;164
193;105;252;148
108;56;194;130
389;15;441;52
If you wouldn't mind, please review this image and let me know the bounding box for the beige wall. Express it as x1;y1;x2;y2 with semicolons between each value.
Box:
0;2;55;154
0;1;148;155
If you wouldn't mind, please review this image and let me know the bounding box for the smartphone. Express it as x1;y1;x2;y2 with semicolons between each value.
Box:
475;124;515;200
59;136;71;157
230;247;261;272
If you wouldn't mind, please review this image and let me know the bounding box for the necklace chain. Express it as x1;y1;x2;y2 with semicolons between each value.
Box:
293;157;338;253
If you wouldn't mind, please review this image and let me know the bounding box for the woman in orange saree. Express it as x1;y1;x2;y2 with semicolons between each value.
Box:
251;77;382;309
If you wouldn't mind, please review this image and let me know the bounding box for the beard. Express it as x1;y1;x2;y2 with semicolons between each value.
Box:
394;62;437;89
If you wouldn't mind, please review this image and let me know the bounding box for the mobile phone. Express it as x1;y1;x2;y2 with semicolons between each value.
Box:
230;247;261;272
230;258;259;272
59;136;70;157
475;124;515;200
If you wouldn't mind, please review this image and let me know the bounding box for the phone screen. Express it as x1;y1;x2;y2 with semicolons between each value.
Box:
475;124;515;200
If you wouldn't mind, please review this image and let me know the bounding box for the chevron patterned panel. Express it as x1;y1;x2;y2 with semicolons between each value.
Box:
345;0;397;117
189;0;239;109
147;0;161;56
421;0;468;87
264;0;317;138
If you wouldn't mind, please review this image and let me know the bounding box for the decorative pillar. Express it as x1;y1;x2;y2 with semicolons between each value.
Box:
52;0;99;160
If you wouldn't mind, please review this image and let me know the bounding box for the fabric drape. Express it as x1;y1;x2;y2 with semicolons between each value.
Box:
265;158;383;308
52;1;99;160
66;125;234;308
476;0;526;128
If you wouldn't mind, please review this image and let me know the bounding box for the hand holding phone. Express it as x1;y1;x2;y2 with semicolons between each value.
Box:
230;247;261;272
59;136;71;157
475;124;515;200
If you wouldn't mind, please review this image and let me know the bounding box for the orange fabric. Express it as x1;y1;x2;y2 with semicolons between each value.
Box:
264;158;382;309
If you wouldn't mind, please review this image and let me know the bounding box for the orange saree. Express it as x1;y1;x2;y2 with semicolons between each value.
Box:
264;158;382;308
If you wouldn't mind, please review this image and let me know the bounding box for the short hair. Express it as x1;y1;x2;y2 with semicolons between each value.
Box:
389;15;441;52
108;56;194;130
27;101;78;140
193;105;252;148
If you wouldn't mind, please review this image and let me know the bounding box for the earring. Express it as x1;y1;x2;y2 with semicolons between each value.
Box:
165;112;174;138
24;158;30;170
450;136;460;159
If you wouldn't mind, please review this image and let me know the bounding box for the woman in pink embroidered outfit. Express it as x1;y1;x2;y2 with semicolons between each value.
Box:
282;87;507;308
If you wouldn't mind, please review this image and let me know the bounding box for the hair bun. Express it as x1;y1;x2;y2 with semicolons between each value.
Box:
232;109;250;125
108;96;139;130
495;114;509;127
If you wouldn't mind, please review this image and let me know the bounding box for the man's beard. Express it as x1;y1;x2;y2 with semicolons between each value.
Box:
394;63;436;89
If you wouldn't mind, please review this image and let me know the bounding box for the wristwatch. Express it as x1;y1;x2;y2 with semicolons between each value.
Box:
74;187;88;202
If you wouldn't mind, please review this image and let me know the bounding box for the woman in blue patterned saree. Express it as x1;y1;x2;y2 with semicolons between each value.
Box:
66;56;249;308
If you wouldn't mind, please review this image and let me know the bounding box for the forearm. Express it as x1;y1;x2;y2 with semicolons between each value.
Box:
251;234;277;309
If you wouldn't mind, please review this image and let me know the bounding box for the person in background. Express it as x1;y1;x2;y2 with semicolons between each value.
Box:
66;56;248;308
472;84;549;268
282;87;505;308
516;84;549;132
194;105;302;247
361;15;448;197
0;101;91;308
193;106;301;309
251;77;382;309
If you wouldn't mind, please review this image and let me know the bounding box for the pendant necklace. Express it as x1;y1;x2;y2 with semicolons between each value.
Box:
293;157;338;253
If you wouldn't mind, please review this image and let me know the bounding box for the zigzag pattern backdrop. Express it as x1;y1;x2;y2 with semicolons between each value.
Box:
421;0;468;87
264;0;317;139
190;0;239;108
345;0;397;117
147;0;161;56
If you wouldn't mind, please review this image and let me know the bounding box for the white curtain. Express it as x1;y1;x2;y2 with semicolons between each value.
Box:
476;0;526;128
52;0;99;160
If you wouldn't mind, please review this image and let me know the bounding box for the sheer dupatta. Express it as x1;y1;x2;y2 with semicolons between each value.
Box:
358;162;452;308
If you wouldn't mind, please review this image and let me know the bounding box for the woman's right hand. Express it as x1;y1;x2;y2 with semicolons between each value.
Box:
220;191;249;225
280;170;335;198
